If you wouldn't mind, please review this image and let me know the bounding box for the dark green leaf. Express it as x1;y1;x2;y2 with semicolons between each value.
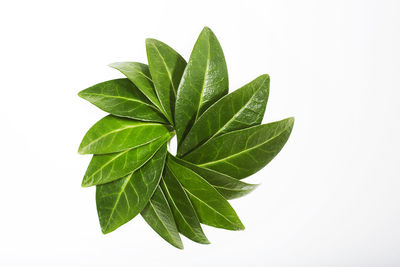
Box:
146;39;187;124
108;62;164;113
170;155;258;200
79;115;172;154
178;74;270;156
78;78;166;123
141;186;183;249
175;27;229;143
81;132;172;187
161;166;210;244
183;118;294;179
167;158;244;230
96;145;167;234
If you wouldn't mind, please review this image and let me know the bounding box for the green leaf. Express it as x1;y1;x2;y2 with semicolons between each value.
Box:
175;27;229;143
167;158;244;231
141;186;183;249
78;115;172;154
81;132;172;187
96;145;167;234
183;118;294;179
108;62;164;113
146;39;187;125
178;74;270;156
78;78;167;123
161;166;210;244
170;155;258;200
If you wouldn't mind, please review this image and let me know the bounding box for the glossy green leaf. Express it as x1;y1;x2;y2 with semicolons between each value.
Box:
141;186;183;249
96;145;167;234
79;115;172;154
81;132;172;187
170;155;258;200
161;166;210;244
184;118;294;179
175;27;229;143
167;158;244;230
78;78;167;123
178;74;270;156
108;62;164;112
146;39;187;125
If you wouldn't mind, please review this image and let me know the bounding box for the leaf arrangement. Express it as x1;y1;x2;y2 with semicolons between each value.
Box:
78;27;294;249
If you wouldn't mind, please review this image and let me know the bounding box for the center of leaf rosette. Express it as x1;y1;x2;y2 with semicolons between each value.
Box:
167;133;178;156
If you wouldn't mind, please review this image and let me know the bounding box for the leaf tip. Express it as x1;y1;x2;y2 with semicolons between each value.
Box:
81;179;91;188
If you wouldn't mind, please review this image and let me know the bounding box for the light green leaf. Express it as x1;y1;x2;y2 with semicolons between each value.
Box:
78;115;172;154
78;78;167;123
161;166;210;244
175;27;229;143
170;155;258;200
178;74;270;156
81;132;172;187
96;145;167;234
141;186;183;249
146;39;187;125
183;118;294;179
167;158;244;231
108;62;163;112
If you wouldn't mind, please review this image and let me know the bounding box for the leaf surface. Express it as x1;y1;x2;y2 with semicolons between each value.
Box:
78;78;167;123
167;158;244;230
108;62;163;112
146;39;187;124
161;167;209;244
170;156;258;200
175;27;229;143
183;118;294;179
82;132;172;187
141;186;183;249
78;115;172;154
96;145;167;234
178;74;270;156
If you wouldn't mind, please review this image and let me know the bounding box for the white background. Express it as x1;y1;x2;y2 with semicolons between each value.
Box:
1;0;399;266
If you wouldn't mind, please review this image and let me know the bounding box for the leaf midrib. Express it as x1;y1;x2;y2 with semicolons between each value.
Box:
185;190;239;228
197;125;290;168
81;123;161;151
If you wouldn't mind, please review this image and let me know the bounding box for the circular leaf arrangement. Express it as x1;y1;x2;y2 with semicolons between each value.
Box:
78;27;294;249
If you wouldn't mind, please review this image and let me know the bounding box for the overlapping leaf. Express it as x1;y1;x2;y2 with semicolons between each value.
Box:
81;132;172;187
170;155;258;200
167;158;244;230
146;39;187;124
175;27;229;143
178;74;270;156
78;78;167;123
96;145;167;234
79;115;172;154
161;166;210;244
141;186;183;249
184;118;295;179
109;62;163;113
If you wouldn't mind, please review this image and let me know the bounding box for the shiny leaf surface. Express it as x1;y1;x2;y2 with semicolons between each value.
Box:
79;115;172;154
161;166;210;244
178;74;270;156
184;118;294;179
78;78;167;123
81;132;172;187
170;155;258;200
146;39;187;124
108;62;163;112
175;27;229;143
96;145;167;234
167;158;244;230
141;186;183;249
